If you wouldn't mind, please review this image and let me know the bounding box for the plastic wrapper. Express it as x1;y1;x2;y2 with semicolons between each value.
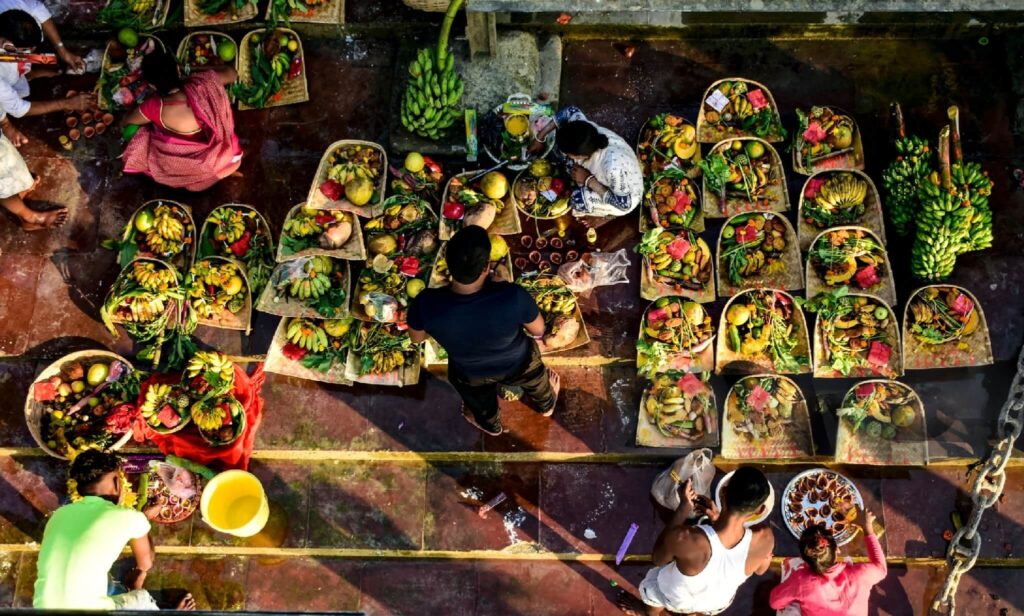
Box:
556;249;631;295
152;461;198;500
650;448;715;511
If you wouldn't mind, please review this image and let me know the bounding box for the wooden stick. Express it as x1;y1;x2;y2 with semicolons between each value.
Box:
939;126;952;191
891;102;905;140
947;106;962;164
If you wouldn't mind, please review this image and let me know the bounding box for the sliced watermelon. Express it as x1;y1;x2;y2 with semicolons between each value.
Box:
950;292;974;316
746;384;771;411
677;373;706;396
854;265;880;289
856;382;876;398
867;341;892;367
33;381;57;402
665;238;691;260
281;343;308;361
157;405;181;428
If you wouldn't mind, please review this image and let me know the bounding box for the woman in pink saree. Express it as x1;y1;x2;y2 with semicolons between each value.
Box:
122;50;241;192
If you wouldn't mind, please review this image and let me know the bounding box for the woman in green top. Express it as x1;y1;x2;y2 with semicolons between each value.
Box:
33;450;195;611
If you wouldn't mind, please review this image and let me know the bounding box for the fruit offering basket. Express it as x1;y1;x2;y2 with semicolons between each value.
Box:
636;371;719;449
234;28;308;110
636;113;702;181
716;289;811;375
792;106;865;175
184;256;253;333
797;170;885;251
185;0;257;26
636;228;715;303
716;212;802;298
344;321;421;387
835;380;928;466
806;226;896;307
177;32;239;72
804;290;903;379
722;375;813;459
440;171;521;240
517;275;590;355
903;285;993;370
697;78;785;143
701;138;789;219
307;141;387;216
257;256;351;319
636;297;714;376
278;203;366;262
265;316;354;385
114;200;196;272
197;204;275;298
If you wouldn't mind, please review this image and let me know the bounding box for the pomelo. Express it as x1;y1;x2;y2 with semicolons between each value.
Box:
480;171;508;200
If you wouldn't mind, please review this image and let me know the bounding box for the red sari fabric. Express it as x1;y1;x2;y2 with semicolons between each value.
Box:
122;71;242;192
131;364;265;471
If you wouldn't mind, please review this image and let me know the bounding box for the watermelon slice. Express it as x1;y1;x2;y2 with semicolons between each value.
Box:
33;381;57;402
157;405;181;428
281;343;308;361
646;307;668;323
736;223;759;244
746;384;771;411
856;382;876;398
746;89;768;110
950;292;974;316
867;341;892;367
666;238;691;260
677;373;706;396
854;265;880;289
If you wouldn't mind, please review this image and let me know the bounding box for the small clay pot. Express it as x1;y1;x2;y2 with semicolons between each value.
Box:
65;116;78;128
69;129;81;141
528;250;541;264
520;235;533;248
94;122;107;135
81;112;94;124
514;257;528;270
535;237;548;250
550;253;563;265
83;126;95;139
550;237;564;250
566;250;579;262
102;113;115;125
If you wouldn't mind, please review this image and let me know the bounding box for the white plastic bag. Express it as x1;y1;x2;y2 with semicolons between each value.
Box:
650;448;715;511
557;249;631;295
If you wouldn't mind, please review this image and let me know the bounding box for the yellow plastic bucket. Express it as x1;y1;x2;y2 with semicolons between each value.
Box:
199;470;270;537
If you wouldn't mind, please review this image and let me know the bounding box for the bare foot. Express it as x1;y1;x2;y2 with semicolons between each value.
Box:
19;175;41;200
617;590;658;615
540;370;560;417
21;207;68;231
176;593;196;610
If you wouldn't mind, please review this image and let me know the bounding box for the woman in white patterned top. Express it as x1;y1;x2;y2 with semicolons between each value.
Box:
533;105;643;219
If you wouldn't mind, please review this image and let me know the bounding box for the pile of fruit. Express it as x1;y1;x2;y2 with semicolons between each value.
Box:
181;33;237;69
441;172;508;237
636;114;700;179
365;195;438;264
185;259;247;323
199;206;274;296
432;234;510;287
637;297;713;373
97;31;159;109
399;0;464;140
279;317;352;373
701;140;777;206
802;172;869;229
720;213;789;287
802;289;899;378
391;152;444;198
636;228;713;291
231;30;303;109
355;258;423;322
794;107;857;171
907;286;981;345
98;0;162;31
513;159;571;219
317;143;384;209
646;174;699;230
33;357;140;458
643;371;714;440
112;201;195;269
727;375;801;442
101;259;182;343
808;228;888;294
268;255;348;318
837;381;918;441
139;382;191;433
700;80;785;141
519;277;581;351
190;395;245;445
723;290;808;373
195;0;254;17
350;322;414;375
281;207;356;256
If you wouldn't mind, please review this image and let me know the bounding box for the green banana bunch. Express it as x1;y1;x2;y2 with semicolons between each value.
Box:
401;46;463;140
880;135;932;236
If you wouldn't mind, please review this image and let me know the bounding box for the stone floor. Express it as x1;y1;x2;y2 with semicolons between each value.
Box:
1;4;1024;614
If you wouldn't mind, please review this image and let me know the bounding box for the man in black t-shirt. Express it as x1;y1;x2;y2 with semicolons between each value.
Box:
408;226;560;435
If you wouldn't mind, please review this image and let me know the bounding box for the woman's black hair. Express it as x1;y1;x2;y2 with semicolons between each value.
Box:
446;225;490;284
799;525;839;575
69;450;121;493
556;120;609;157
0;10;41;49
141;49;184;96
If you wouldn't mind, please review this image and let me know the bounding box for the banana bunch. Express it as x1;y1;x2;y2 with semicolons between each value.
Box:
359;270;404;295
130;0;155;14
140;383;173;426
535;288;576;316
208;208;246;244
186;351;235;384
283;212;321;238
132;261;177;292
881;135;932;236
271;52;291;77
190;398;229;431
729;94;754;120
911;221;959;280
816;173;868;212
286;270;331;300
369;349;405;374
286;318;328;352
401;47;463;140
951;161;994;252
327;162;376;184
127;293;166;322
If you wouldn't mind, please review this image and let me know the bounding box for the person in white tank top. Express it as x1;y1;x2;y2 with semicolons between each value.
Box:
618;467;776;616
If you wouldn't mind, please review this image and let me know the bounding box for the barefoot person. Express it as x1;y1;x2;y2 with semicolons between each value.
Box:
769;510;887;616
0;9;92;230
408;226;560;436
33;450;195;611
619;467;775;615
531;105;643;219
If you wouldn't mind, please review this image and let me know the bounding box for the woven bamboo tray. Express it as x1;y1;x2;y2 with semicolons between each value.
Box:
696;77;785;144
176;31;238;72
186;0;257;26
721;374;814;459
25;350;136;459
518;275;590;355
402;0;447;10
636;298;715;375
104;257;181;327
639;232;716;303
256;256;351;319
264;0;344;24
636;113;703;182
99;0;171;31
834;380;927;466
812;292;903;379
715;289;812;376
716;212;803;298
189;255;253;334
796;170;885;251
902;285;994;370
792;107;865;176
236;28;309;110
439;171;522;240
119;200;196;272
640;175;704;234
277;203;366;262
636;376;719;449
805;226;897;307
306;140;388;216
97;34;166;111
264;316;353;385
702;137;789;219
197;203;275;298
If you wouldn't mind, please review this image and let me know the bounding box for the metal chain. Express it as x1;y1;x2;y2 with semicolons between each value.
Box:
930;344;1024;615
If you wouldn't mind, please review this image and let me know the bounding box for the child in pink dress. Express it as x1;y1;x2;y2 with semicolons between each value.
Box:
769;510;887;616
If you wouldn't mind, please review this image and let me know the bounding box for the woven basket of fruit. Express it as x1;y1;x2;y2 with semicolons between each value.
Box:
701;137;789;219
696;78;785;144
96;33;165;111
636;371;719;449
137;380;193;435
101;258;184;346
234;28;308;110
640;172;703;233
177;32;239;72
797;170;885;251
716;289;811;376
517;275;590;355
113;200;196;271
902;285;993;370
98;0;171;32
184;256;253;333
804;290;902;379
511;158;571;221
344;321;421;387
716;212;802;298
352;255;426;324
306;141;387;217
278;203;366;262
429;235;513;289
257;255;351;319
636;228;715;303
722;374;814;459
440;170;521;240
191;395;246;446
806;226;896;307
364;194;439;272
185;0;257;26
636;112;702;181
637;297;715;376
792;106;864;176
266;0;344;24
197;204;275;297
835;380;927;466
25;351;140;459
265;316;354;384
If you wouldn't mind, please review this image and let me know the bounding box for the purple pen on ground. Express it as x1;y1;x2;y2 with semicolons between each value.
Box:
478;492;507;518
616;523;639;565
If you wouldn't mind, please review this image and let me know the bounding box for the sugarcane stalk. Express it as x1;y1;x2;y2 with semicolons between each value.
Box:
436;0;465;65
891;102;905;139
938;126;952;191
947;105;962;164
